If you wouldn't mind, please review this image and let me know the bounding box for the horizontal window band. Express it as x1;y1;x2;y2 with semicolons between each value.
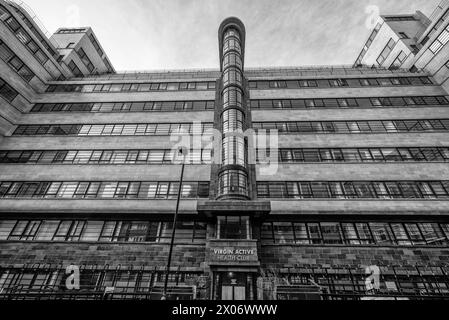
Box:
0;219;207;243
248;76;434;89
256;181;449;200
253;119;449;134
0;181;210;200
30;96;449;114
261;220;449;247
0;149;213;165
256;147;449;163
0;218;448;247
13;123;214;136
31;101;216;113
46;81;217;93
250;96;449;109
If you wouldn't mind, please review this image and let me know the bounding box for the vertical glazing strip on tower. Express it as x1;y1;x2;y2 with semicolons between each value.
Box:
217;18;250;200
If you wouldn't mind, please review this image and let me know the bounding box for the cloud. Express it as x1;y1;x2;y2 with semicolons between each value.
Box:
23;0;441;70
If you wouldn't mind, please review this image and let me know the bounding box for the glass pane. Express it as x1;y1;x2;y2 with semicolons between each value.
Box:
35;221;59;241
218;216;248;240
321;223;343;244
273;222;294;244
81;221;104;242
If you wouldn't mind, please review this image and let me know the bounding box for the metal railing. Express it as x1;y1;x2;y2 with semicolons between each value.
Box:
63;64;425;82
5;0;60;49
0;263;203;301
277;264;449;300
245;64;425;77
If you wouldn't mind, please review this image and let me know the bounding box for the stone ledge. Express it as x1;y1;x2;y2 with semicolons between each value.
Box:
197;200;271;216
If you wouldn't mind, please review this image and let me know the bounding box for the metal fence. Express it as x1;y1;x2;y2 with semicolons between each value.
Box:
2;263;449;300
0;264;203;300
277;264;449;300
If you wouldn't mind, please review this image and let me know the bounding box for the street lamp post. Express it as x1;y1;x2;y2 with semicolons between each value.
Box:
162;147;186;300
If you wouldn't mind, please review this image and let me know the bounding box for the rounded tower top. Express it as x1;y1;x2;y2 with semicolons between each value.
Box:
218;17;246;71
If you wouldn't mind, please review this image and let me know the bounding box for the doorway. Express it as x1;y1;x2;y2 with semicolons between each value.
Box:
214;272;256;300
222;285;246;300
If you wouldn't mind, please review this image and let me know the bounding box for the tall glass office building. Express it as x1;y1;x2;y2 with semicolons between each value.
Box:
1;0;449;300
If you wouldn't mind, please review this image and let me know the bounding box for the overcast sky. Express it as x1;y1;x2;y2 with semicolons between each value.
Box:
23;0;440;71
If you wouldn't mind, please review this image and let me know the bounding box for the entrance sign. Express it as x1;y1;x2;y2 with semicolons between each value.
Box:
212;248;256;262
207;240;259;266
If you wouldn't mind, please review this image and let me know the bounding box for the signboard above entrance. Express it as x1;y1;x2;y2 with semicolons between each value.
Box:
207;240;259;266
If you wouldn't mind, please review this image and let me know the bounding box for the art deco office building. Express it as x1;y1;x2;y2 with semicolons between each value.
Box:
1;0;449;300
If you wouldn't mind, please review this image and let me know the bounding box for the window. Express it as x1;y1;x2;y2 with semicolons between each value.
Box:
376;38;396;65
57;182;77;198
218;170;248;196
223;31;241;55
57;28;87;34
223;52;242;69
370;223;395;244
223;67;242;87
222;136;245;166
53;221;85;241
67;60;83;77
389;51;407;70
9;220;41;241
410;44;419;54
355;22;382;65
0;77;19;102
384;16;417;21
0;220;15;240
272;222;295;244
89;33;104;57
222;86;243;109
321;223;343;244
0;40;35;82
329;79;348;87
103;57;114;73
217;216;250;240
429;25;449;54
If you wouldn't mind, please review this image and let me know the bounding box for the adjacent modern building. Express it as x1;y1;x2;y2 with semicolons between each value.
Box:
1;0;449;300
355;0;449;93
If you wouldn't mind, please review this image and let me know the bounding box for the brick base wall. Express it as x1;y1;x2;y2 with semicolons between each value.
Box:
0;242;206;270
260;245;449;268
